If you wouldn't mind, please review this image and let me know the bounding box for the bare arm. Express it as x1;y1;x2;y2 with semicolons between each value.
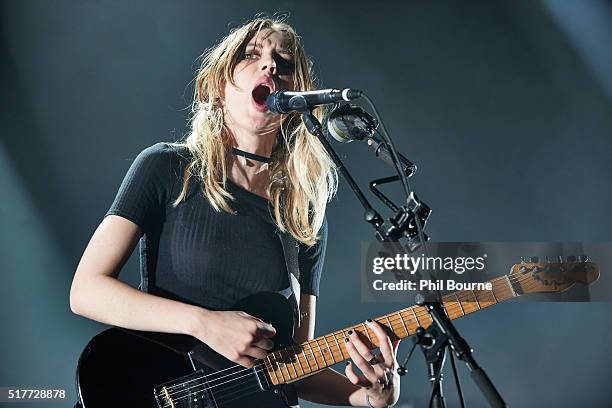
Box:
70;215;203;334
293;295;400;407
70;215;276;367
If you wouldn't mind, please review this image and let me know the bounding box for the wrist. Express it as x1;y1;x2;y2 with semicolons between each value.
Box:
184;305;212;339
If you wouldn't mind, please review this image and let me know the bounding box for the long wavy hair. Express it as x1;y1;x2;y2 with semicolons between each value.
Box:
175;17;337;246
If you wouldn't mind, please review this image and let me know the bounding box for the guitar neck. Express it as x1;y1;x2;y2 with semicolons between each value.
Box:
264;274;522;385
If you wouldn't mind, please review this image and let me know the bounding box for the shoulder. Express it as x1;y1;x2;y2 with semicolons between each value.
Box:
127;142;192;178
134;142;191;164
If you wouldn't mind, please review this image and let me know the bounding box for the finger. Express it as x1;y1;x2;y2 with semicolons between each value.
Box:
345;337;378;382
255;321;276;338
348;330;375;362
367;320;395;367
253;338;274;350
236;356;257;368
244;346;269;360
237;311;277;338
345;362;373;388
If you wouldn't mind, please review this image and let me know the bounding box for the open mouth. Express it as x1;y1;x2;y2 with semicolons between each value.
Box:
252;84;272;106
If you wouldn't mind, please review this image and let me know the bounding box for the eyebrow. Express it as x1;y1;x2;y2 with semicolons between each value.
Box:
245;42;293;56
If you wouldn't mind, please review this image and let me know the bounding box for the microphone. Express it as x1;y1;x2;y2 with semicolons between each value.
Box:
326;104;417;176
266;88;363;114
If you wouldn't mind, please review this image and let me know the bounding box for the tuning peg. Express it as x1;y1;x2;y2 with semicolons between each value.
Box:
566;255;577;262
520;257;526;263
530;256;539;263
545;256;551;263
557;255;563;263
578;255;589;262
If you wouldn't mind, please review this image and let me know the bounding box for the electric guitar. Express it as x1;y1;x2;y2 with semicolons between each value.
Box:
74;257;599;407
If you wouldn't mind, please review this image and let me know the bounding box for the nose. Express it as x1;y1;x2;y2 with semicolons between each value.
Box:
259;54;277;75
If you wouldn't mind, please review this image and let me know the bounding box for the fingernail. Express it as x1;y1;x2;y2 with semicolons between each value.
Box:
348;330;353;335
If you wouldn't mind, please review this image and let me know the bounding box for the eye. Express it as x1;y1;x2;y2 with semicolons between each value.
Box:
243;51;260;60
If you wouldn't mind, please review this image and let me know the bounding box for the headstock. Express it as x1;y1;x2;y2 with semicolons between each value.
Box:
509;255;599;294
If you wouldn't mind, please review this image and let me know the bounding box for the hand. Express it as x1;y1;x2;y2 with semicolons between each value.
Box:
190;309;276;368
344;320;400;408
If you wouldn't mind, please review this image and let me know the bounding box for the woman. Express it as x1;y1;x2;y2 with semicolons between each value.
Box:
70;16;400;407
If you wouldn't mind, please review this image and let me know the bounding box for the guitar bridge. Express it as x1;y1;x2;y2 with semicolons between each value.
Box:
154;369;212;408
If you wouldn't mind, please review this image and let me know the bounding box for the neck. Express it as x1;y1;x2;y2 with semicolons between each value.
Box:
264;274;520;385
228;123;277;158
225;124;277;198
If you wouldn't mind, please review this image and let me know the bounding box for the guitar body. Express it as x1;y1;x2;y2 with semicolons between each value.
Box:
75;292;297;408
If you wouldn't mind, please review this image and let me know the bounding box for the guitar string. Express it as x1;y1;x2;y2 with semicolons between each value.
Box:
159;271;567;404
161;271;536;394
158;280;560;407
163;274;529;407
159;272;574;404
160;276;555;406
174;381;271;408
192;372;282;407
162;270;543;394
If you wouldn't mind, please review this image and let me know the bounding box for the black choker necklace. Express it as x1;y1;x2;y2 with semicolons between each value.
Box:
231;147;272;164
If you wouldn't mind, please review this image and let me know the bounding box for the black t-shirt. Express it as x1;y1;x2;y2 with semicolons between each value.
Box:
107;143;326;311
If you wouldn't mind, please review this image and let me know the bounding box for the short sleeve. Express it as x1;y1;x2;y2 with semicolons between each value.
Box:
298;216;328;296
106;143;175;231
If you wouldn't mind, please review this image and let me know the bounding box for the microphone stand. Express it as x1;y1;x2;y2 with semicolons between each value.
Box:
300;109;506;408
301;111;388;241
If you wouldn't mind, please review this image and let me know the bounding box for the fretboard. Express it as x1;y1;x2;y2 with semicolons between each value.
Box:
264;274;520;385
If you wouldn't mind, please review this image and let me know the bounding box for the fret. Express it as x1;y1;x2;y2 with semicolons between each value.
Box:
323;336;337;364
270;352;286;383
291;345;305;376
332;332;345;359
307;341;319;370
265;355;280;385
456;290;479;315
384;315;393;340
471;290;481;310
490;283;499;302
491;276;513;302
282;348;298;378
280;352;292;380
301;347;312;373
402;310;415;332
410;307;420;327
315;338;328;367
361;323;372;342
474;287;497;308
454;292;465;316
420;307;434;327
396;311;409;337
400;310;412;328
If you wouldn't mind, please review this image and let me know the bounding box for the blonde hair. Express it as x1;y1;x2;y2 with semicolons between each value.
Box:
175;16;337;246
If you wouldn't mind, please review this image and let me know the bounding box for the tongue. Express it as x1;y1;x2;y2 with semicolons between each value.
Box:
252;85;271;105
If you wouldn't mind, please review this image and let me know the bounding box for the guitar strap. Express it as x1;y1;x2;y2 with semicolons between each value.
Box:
277;228;302;329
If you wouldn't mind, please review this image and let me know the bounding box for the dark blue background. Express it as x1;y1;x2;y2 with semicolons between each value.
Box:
1;1;611;406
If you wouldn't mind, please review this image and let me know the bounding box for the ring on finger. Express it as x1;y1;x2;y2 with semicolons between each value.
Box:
378;377;389;390
368;354;381;365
